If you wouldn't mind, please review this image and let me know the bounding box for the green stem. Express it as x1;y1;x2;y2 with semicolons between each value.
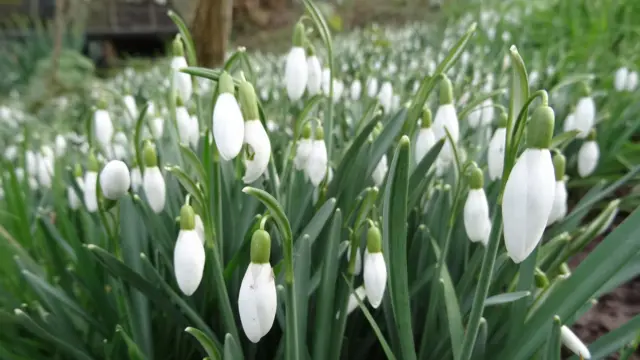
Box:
285;282;300;360
212;153;224;262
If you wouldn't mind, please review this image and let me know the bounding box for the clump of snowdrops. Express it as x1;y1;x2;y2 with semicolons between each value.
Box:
1;2;640;360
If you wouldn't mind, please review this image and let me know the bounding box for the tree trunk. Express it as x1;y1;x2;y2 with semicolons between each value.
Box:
191;0;233;68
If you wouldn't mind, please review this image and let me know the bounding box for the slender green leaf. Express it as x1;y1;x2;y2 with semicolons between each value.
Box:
186;327;222;360
484;291;531;307
223;333;243;360
544;316;562;360
116;325;147;360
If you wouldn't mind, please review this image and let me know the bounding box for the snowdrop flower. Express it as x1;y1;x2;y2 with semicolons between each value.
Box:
346;244;362;275
142;141;166;213
464;165;491;245
284;23;308;101
345;286;367;317
503;103;556;263
627;71;638;91
366;77;379;98
99;160;130;200
548;152;568;225
189;115;200;149
176;98;191;145
372;155;388;187
415;108;437;164
481;98;494;126
350;79;362;101
113;131;129;160
467;105;482;129
26;150;37;177
488;113;507;181
213;71;244;160
123;93;137;125
130;164;142;192
149;113;164;140
377;81;393;113
574;89;595;139
563;111;575;133
195;214;205;245
306;45;322;96
321;68;331;95
305;126;328;187
364;225;387;308
239;229;277;343
331;80;344;103
68;165;84;210
171;36;193;103
55;135;67;156
561;325;591;359
94;102;114;153
4;145;17;161
84;153;100;212
293;123;312;170
578;130;599;177
36;152;53;189
174;204;205;296
239;81;271;183
432;76;459;164
614;67;629;91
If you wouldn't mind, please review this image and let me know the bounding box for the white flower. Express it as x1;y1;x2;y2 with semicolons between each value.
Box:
55;135;67;156
213;93;245;160
578;141;599;177
4;145;17;161
377;81;393;113
99;160;131;200
306;55;322;95
84;171;98;212
614;67;629;91
94;109;114;150
563;112;575;133
488;127;506;181
243;120;272;184
372;154;388;187
306;138;328;187
36;153;53;189
366;77;379;98
560;325;591;359
143;166;166;213
176;106;191;145
347;244;362;276
415;127;436;164
331;80;344;103
195;214;205;245
350;79;362;101
321;68;331;95
464;188;491;245
481;98;494;126
123;95;137;125
294;138;312;170
364;250;387;308
433;103;460;163
189;115;200;149
130;167;142;192
284;47;308;101
68;177;84;210
627;71;638;91
502;148;555;263
238;263;277;343
574;97;595;139
548;180;567;225
345;286;367;317
150;116;164;139
174;229;205;296
467;106;482;129
171;56;192;103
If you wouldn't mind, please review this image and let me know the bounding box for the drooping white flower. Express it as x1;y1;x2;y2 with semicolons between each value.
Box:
433;77;459;165
467;105;482;129
364;226;387;309
176;103;191;145
4;145;17;161
94;107;114;151
372;154;388;187
150;114;164;140
350;79;362;101
321;68;331;95
574;95;595;139
284;24;308;101
415;122;436;165
112;131;129;160
563;112;576;133
560;326;591;359
366;77;379;98
377;81;393;113
614;67;629;91
503;105;556;263
481;98;494;126
212;72;245;161
547;153;568;225
488;113;507;181
627;71;638;91
123;94;137;125
84;167;99;213
130;166;142;192
174;205;205;296
345;286;367;317
305;128;328;187
578;138;599;178
68;167;84;210
26;150;37;177
195;214;205;245
306;53;322;96
142;142;166;213
294;124;313;170
239;230;277;343
464;167;491;246
171;37;193;103
99;160;130;200
189;115;200;149
239;81;272;184
55;135;67;156
36;153;53;189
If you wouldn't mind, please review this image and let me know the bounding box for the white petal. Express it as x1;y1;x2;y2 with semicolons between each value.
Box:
213;93;245;160
143;167;166;213
614;67;628;91
100;160;131;200
243;120;271;183
195;215;205;245
350;80;361;101
377;82;393;113
346;286;367;316
367;78;379;98
150;117;164;139
174;230;205;296
415;128;436;165
284;47;308;101
548;180;568;225
84;171;98;212
172;56;192;103
488;128;506;180
433;104;459;163
347;245;362;276
364;252;387;308
627;71;638;91
176;106;191;145
372;154;388;187
305;140;328;187
563;113;576;133
464;189;491;245
130;168;142;192
94;109;114;149
189;115;200;149
502;149;555;263
238;263;277;343
467;106;482;129
561;326;591;359
574;97;595;139
578;141;599;177
294;139;312;170
306;55;322;95
481;99;494;126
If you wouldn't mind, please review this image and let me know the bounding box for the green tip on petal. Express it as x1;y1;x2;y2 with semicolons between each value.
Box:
552;151;566;181
238;81;260;120
526;105;555;149
439;75;454;105
73;163;83;178
87;151;99;172
534;268;549;288
176;95;184;107
314;125;324;140
468;164;484;189
97;98;108;110
367;225;382;253
142;141;158;168
301;122;312;139
218;71;235;95
172;35;184;57
497;111;507;128
421;108;432;128
293;22;306;48
250;229;271;264
179;204;196;230
586;129;597;141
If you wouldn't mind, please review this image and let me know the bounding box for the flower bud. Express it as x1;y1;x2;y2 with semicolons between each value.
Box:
213;72;245;161
439;75;453;105
560;325;591;359
526;105;555;149
364;224;386;308
250;229;271;264
99;160;131;200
